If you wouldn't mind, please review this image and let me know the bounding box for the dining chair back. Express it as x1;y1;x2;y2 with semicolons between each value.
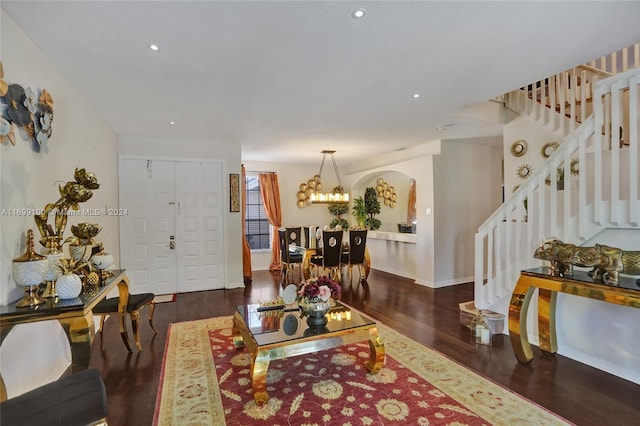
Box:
279;227;303;283
309;229;343;282
302;226;315;248
342;229;368;282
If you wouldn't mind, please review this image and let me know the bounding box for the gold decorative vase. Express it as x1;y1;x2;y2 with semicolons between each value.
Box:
12;230;48;307
41;236;64;299
299;298;332;327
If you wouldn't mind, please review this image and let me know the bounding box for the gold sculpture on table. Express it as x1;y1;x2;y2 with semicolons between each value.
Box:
33;168;100;246
534;239;626;284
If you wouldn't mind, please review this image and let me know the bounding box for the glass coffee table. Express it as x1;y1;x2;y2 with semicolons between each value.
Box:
232;301;385;405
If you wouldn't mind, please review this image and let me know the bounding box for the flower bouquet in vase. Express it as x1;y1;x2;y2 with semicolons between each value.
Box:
297;276;341;328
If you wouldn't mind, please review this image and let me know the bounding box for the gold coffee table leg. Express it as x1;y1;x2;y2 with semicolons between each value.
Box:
365;327;385;373
232;312;245;349
251;351;271;405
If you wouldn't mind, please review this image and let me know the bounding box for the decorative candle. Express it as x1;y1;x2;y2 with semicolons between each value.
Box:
480;328;490;344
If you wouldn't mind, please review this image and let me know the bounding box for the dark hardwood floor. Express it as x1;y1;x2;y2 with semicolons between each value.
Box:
90;269;640;425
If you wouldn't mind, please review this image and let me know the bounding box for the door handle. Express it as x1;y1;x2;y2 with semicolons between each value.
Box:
169;235;175;250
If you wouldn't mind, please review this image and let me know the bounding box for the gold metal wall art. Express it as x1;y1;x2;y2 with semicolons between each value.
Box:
541;141;559;158
0;61;54;152
229;173;240;212
516;164;533;179
376;178;397;208
510;140;528;157
570;159;579;175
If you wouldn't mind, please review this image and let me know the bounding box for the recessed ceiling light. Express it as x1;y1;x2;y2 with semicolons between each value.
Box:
169;121;175;125
412;93;420;99
352;9;366;19
149;44;159;51
437;123;456;131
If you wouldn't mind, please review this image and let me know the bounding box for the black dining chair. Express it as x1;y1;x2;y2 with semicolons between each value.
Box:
341;228;368;282
93;288;157;352
310;229;343;283
279;227;303;283
302;226;316;249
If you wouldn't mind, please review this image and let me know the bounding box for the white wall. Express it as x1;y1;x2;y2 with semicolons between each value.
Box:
433;139;503;286
118;136;243;288
347;143;437;286
503;116;561;199
1;11;119;396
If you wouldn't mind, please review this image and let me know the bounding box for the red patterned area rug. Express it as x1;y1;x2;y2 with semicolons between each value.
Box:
153;316;572;425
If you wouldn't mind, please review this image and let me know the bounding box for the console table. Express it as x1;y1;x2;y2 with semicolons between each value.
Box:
509;267;640;363
0;270;130;400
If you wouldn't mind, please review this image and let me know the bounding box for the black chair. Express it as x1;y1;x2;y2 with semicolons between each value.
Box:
302;226;316;248
93;287;157;352
0;368;108;426
279;227;304;283
310;229;343;283
341;229;368;282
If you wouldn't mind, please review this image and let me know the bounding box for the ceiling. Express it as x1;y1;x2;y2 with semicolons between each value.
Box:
2;1;639;166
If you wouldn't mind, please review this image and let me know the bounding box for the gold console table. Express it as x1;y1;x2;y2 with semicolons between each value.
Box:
0;270;130;400
509;267;640;363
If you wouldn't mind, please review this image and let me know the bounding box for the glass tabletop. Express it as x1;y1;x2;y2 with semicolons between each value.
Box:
235;301;376;346
523;267;640;293
0;270;125;318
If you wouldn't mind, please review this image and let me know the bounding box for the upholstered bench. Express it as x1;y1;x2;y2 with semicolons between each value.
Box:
0;368;108;426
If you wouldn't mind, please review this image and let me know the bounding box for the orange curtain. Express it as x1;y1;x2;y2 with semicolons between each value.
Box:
241;165;252;281
407;178;417;224
258;172;282;271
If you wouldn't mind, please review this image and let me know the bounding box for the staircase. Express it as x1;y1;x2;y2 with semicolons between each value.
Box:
474;44;640;324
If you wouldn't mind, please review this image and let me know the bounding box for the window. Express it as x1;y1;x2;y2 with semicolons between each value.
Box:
245;175;270;250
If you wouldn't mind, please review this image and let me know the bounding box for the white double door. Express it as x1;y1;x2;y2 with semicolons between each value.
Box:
119;158;225;294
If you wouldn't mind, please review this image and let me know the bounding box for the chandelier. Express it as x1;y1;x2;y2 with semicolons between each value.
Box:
297;150;350;207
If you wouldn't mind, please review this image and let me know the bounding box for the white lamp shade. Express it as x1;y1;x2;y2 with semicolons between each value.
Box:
12;259;48;287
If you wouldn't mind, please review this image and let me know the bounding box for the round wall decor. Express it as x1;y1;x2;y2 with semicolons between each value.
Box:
510;140;528;157
542;141;559;158
516;164;533;179
570;159;579;175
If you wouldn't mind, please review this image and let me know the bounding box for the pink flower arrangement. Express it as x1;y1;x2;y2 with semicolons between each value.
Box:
297;276;341;303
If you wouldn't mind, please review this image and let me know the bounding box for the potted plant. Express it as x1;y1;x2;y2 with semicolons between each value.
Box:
364;187;381;230
328;187;349;229
352;197;367;228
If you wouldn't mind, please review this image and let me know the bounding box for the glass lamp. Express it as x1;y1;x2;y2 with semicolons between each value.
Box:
12;229;48;307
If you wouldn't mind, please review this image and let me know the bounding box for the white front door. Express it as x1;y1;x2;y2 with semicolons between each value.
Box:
119;158;226;295
119;159;177;295
175;161;225;291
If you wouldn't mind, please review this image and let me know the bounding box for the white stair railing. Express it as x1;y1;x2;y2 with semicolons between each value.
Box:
474;66;640;314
